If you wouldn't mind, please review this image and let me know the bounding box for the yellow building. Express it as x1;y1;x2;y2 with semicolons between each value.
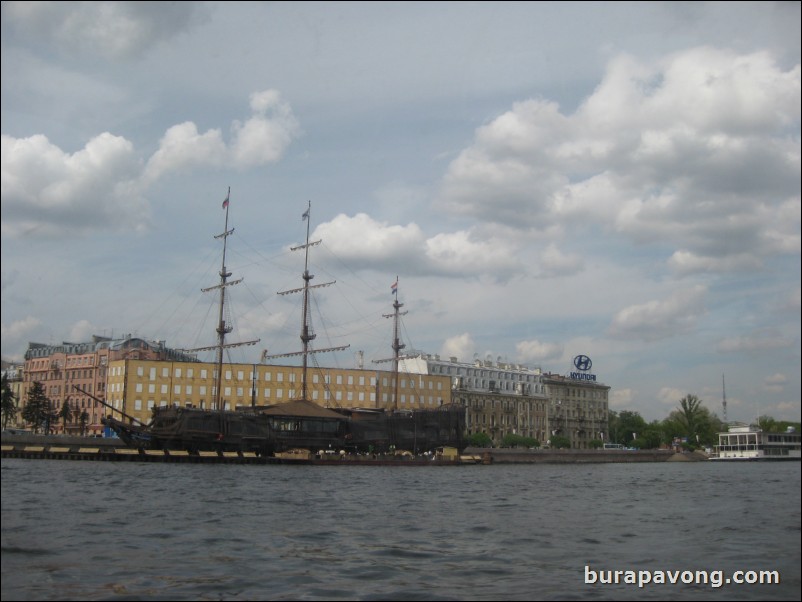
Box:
106;358;453;425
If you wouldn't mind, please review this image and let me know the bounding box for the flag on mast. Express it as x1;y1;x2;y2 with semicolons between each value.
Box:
391;278;398;295
222;188;230;209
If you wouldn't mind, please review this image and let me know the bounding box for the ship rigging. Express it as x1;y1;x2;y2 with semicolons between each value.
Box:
187;187;259;412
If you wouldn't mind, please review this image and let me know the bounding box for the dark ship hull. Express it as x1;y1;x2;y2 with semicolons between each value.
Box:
102;402;465;457
102;408;277;455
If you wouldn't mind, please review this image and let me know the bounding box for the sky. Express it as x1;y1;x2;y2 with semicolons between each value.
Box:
1;1;800;424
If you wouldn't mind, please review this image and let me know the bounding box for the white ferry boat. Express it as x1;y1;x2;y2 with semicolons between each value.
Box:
711;423;801;461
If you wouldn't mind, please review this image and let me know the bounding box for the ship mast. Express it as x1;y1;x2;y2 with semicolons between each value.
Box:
374;277;408;410
722;373;728;424
189;188;259;413
263;201;349;403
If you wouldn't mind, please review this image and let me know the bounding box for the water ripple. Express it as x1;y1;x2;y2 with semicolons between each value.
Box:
2;460;800;600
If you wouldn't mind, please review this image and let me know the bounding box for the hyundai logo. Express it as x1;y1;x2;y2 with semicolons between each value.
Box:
573;355;592;371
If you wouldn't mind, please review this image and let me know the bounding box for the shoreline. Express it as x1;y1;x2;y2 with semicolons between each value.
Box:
1;433;706;464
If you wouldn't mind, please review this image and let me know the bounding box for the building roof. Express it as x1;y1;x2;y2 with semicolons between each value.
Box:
260;398;347;420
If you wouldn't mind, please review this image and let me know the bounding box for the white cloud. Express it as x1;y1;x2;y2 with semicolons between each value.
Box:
315;213;426;265
68;320;97;343
145;89;300;181
424;230;522;278
537;243;584;278
763;373;787;394
1;132;147;237
1;316;41;344
717;331;795;353
667;250;764;276
315;213;523;279
515;339;564;363
2;90;299;238
2;1;205;60
143;122;227;183
657;387;687;407
608;285;708;341
610;388;635;410
440;333;475;362
436;47;800;277
230;90;301;168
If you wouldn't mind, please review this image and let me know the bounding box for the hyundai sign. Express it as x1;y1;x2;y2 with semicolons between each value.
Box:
571;355;596;381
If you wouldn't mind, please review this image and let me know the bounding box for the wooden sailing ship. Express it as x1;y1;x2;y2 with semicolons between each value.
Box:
100;195;464;457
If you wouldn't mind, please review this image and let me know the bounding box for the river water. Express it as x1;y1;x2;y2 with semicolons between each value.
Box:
1;459;799;601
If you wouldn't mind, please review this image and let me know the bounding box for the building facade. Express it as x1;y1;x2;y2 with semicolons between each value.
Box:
1;361;25;429
400;354;550;445
21;335;198;435
543;372;610;449
399;353;610;448
104;359;452;426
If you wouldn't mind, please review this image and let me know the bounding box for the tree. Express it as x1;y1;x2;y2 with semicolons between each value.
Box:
613;410;647;446
1;374;17;430
549;434;571;449
758;415;801;434
79;411;89;437
501;433;539;448
669;394;723;448
22;381;52;434
59;400;73;434
467;432;493;447
677;394;704;443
